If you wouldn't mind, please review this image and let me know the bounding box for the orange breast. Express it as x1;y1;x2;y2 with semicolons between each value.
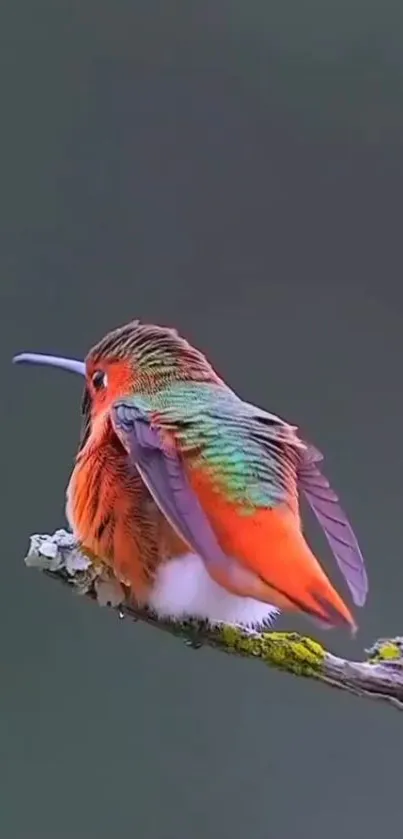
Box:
67;432;189;601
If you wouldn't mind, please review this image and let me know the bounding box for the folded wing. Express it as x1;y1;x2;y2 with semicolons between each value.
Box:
111;399;241;587
298;447;368;607
111;392;368;609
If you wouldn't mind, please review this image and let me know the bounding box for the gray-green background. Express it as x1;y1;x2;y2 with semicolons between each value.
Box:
2;2;403;837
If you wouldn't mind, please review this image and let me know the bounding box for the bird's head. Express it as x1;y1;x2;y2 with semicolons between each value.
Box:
13;320;221;448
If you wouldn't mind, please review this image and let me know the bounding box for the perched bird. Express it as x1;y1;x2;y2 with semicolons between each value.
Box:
13;320;368;633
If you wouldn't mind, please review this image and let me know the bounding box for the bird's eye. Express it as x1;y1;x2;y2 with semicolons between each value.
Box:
92;370;107;391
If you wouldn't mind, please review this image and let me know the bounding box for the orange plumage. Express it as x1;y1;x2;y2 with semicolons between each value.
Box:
67;414;190;603
14;320;368;632
188;465;356;629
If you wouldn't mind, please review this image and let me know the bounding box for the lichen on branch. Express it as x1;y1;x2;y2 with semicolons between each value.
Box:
25;529;403;711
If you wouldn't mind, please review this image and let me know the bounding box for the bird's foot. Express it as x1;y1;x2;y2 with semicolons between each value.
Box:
94;576;126;608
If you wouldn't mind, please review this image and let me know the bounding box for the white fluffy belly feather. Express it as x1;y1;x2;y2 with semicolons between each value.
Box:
147;553;279;631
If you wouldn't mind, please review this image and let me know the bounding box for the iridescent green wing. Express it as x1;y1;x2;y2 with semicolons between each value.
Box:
150;383;368;606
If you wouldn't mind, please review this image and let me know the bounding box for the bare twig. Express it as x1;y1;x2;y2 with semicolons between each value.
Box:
24;528;403;711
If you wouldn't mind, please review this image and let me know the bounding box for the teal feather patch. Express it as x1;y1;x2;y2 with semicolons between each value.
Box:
134;383;305;510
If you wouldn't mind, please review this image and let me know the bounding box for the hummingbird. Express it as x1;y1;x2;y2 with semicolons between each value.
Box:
13;320;368;633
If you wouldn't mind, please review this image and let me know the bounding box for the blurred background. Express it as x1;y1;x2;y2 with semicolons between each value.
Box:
2;2;403;837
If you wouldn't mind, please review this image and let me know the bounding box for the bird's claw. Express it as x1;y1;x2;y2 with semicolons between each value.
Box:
94;577;126;608
184;637;203;650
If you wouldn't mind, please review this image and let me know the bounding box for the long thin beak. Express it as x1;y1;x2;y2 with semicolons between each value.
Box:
12;353;86;376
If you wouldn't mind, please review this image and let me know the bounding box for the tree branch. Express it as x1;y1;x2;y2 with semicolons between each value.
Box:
24;528;403;711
